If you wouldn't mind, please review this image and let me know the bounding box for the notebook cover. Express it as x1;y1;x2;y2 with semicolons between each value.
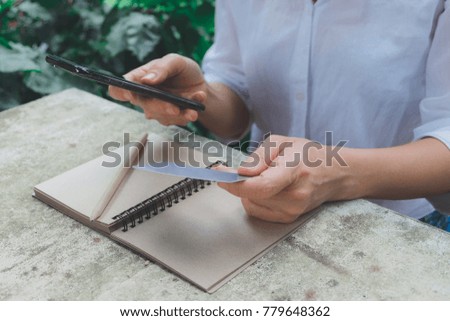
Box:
110;184;316;293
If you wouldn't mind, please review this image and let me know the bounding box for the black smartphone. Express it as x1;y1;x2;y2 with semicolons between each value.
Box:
45;54;205;112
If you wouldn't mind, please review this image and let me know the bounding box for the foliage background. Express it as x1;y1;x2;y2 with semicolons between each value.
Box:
0;0;215;124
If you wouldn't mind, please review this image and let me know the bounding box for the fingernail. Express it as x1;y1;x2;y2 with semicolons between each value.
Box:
143;72;157;81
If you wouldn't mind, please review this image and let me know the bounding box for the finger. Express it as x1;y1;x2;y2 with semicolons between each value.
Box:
212;164;237;173
108;85;132;101
109;62;156;101
135;102;197;125
252;151;298;195
132;93;179;116
181;109;199;122
218;161;293;199
238;134;291;176
248;188;309;219
123;61;159;83
122;55;183;87
110;54;187;101
108;65;154;101
130;93;192;122
238;137;279;176
145;111;192;126
130;84;202;121
242;198;294;223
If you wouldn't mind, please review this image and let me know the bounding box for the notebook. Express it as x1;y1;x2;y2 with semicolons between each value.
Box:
33;133;316;293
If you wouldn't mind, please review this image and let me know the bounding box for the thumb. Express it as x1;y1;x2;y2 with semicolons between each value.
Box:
238;135;288;177
139;54;188;86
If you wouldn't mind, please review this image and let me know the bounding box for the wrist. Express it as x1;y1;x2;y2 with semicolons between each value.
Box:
198;82;250;139
197;82;217;122
326;147;372;201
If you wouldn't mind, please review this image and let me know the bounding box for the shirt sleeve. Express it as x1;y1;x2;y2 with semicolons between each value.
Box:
413;2;450;149
426;194;450;215
201;0;250;108
413;3;450;214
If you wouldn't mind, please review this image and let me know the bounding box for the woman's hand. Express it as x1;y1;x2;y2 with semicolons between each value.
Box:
109;53;250;139
108;53;207;126
219;134;450;223
218;135;354;223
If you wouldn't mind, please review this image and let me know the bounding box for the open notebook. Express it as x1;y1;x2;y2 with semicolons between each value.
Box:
33;134;316;293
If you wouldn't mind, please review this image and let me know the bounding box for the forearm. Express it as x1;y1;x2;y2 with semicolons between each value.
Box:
340;138;450;200
198;82;250;139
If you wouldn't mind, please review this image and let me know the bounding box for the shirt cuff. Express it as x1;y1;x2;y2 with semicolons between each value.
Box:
413;118;450;150
427;194;450;215
203;72;251;110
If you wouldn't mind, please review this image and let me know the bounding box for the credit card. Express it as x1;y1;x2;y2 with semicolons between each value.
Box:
133;162;248;183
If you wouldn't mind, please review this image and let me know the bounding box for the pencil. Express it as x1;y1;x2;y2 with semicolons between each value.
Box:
90;133;148;221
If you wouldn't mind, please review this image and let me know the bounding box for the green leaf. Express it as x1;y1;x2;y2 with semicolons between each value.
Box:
0;36;10;48
23;56;97;95
38;0;65;10
17;1;52;21
0;43;40;72
77;5;105;30
106;12;161;61
23;67;70;95
0;0;14;15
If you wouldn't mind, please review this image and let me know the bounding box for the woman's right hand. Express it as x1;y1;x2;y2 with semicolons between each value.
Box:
108;53;207;126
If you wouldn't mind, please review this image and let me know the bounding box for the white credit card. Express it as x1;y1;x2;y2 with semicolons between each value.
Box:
133;162;249;183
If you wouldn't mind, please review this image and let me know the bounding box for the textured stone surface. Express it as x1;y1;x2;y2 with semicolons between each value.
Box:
1;89;449;300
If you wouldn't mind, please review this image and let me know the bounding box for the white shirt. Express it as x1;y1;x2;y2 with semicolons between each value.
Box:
202;0;450;218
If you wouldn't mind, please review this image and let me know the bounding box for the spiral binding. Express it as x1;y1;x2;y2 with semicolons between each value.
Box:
112;161;224;232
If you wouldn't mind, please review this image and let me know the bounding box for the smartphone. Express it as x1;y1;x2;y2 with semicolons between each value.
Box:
45;55;205;112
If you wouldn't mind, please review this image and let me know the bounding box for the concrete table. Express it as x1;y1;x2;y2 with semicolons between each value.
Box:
0;88;449;300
